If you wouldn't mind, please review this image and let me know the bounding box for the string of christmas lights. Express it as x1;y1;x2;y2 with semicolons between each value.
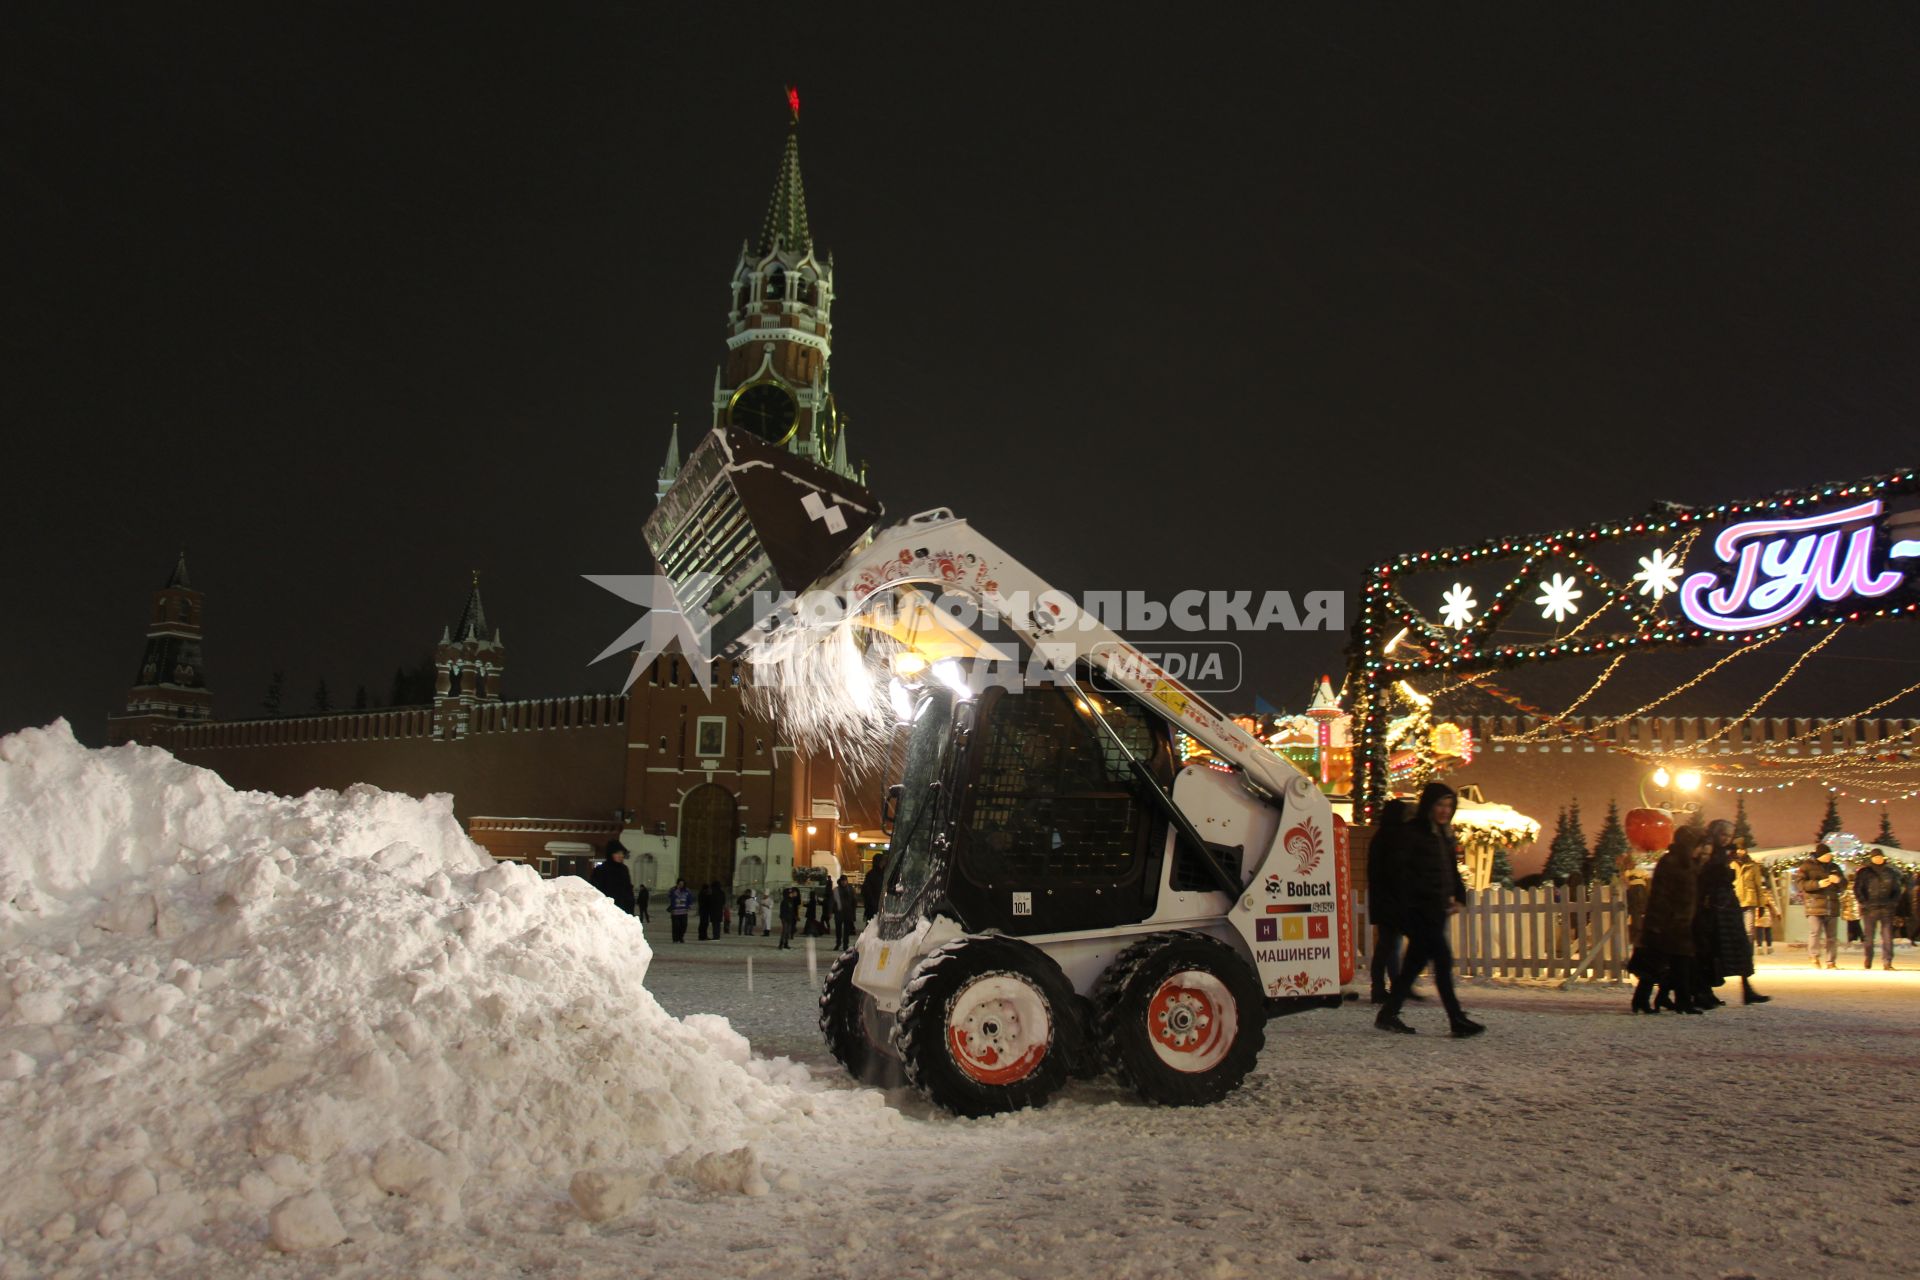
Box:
1701;675;1920;755
1511;654;1629;740
1684;625;1848;748
1353;467;1920;818
1480;636;1783;743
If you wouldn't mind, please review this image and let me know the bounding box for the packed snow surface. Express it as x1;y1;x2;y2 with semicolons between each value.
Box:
0;722;867;1276
4;721;1917;1279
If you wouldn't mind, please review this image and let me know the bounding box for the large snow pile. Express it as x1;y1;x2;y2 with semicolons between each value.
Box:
0;722;859;1273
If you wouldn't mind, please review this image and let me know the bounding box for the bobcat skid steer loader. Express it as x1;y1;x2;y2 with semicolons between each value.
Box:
644;428;1353;1116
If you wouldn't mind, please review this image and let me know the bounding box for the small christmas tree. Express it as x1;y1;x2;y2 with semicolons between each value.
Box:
311;679;332;714
1587;800;1629;886
1683;807;1707;834
1567;800;1589;873
1544;804;1589;885
1489;847;1516;888
1818;793;1842;841
1732;796;1756;850
261;670;285;718
1876;810;1901;849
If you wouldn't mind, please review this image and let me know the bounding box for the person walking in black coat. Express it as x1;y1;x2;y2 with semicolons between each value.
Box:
1366;798;1417;1005
777;885;802;949
1629;827;1704;1014
1374;782;1483;1038
834;874;857;949
588;842;636;916
635;882;650;924
1700;821;1769;1006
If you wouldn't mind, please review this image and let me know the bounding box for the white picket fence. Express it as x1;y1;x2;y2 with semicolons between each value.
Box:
1356;885;1630;986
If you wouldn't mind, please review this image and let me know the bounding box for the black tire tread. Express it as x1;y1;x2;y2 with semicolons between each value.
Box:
819;945;897;1085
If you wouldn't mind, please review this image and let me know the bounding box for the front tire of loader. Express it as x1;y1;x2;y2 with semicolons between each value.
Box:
1096;932;1265;1107
820;947;900;1086
893;936;1079;1117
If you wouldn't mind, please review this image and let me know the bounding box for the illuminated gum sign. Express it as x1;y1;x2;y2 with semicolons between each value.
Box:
1678;499;1905;632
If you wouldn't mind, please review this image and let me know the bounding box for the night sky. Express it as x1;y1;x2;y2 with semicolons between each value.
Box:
6;5;1919;741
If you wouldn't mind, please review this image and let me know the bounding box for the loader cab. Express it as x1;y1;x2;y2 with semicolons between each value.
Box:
878;670;1182;940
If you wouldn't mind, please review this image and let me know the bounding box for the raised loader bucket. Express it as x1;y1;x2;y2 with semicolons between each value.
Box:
642;427;882;655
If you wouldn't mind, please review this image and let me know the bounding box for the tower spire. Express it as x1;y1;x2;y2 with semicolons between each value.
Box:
656;413;682;501
756;88;812;258
455;571;488;642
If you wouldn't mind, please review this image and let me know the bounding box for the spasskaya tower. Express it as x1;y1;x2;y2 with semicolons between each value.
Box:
657;89;861;500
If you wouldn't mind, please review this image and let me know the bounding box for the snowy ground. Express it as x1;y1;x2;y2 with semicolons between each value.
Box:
631;932;1919;1280
4;726;1915;1279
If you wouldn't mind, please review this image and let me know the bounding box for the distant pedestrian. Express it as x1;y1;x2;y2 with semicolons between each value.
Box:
1731;846;1770;947
834;874;857;949
862;851;889;920
1853;849;1904;970
1751;901;1775;955
1629;827;1705;1014
778;885;801;949
1795;845;1846;968
804;886;822;937
759;893;774;937
589;842;636;916
698;881;722;941
1622;864;1651;947
739;889;757;937
1373;782;1482;1038
635;882;650;924
666;878;694;943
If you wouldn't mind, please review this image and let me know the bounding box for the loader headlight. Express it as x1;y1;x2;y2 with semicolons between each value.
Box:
932;659;975;702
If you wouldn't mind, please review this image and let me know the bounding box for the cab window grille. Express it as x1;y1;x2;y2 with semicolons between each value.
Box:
966;687;1150;883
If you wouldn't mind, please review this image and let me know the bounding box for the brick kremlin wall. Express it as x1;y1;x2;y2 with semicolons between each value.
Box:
161;695;628;825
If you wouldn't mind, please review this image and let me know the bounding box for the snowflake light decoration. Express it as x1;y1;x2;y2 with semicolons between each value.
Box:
1633;547;1682;601
1535;572;1583;623
1439;583;1478;630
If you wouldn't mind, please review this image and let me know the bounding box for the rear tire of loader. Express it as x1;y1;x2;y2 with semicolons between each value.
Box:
1096;932;1265;1107
820;946;901;1087
893;936;1079;1117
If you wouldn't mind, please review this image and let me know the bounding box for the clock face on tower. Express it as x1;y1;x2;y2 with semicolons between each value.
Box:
729;382;798;444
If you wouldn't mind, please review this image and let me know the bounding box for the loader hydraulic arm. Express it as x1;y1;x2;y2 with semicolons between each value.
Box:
752;507;1311;800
